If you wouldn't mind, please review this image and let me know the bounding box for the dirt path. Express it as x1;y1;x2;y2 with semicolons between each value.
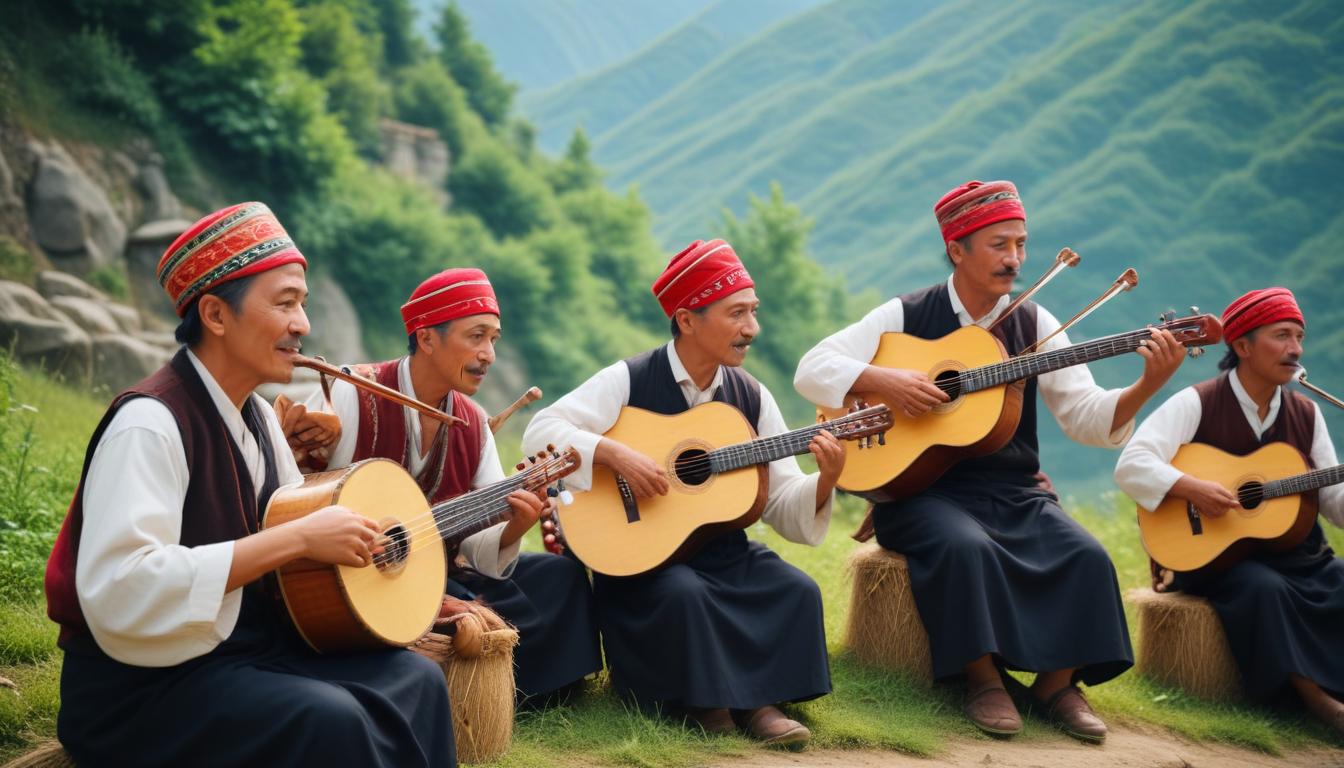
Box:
714;723;1344;768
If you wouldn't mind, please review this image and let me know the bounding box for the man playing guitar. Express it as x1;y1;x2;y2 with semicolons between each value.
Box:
794;180;1185;741
1115;288;1344;732
523;239;845;747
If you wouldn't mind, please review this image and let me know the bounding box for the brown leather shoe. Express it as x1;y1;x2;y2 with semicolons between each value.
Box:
685;707;735;735
732;705;811;748
963;683;1022;736
1044;686;1107;743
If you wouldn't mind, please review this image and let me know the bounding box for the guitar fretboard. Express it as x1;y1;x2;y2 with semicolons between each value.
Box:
959;325;1182;393
1263;464;1344;500
707;409;880;474
430;470;539;545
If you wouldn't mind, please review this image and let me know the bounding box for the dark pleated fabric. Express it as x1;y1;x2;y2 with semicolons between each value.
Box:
1179;535;1344;700
590;530;831;711
58;585;456;768
449;551;603;699
873;476;1132;685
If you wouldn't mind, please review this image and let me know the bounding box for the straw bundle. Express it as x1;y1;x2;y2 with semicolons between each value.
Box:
1;742;75;768
843;544;933;685
1128;588;1242;700
412;627;521;764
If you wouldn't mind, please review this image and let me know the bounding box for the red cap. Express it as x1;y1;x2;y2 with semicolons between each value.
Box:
400;268;499;335
1222;287;1304;343
651;240;754;317
933;180;1025;244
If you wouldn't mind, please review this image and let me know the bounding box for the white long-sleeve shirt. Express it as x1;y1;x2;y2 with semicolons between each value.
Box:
793;274;1134;449
522;341;833;546
1114;369;1344;527
304;357;517;579
78;350;304;667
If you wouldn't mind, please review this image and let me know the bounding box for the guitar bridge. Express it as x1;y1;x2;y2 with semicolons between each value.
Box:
616;475;640;523
1185;501;1203;535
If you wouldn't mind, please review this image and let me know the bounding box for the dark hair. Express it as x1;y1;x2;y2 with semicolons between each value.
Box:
945;235;970;267
407;320;454;354
1216;328;1257;372
174;275;258;346
669;306;708;338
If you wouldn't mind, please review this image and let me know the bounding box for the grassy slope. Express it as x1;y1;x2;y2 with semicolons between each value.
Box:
3;362;1342;764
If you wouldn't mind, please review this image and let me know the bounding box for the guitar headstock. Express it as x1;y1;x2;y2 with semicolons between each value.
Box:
1155;309;1223;355
821;402;894;449
513;444;581;555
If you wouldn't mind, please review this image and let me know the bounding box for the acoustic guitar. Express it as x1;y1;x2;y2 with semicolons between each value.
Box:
817;313;1223;502
263;448;580;653
554;403;893;577
1137;441;1342;573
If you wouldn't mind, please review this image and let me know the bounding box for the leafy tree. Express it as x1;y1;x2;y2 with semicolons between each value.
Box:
434;1;515;126
548;127;602;195
299;2;391;156
449;140;557;239
393;59;480;156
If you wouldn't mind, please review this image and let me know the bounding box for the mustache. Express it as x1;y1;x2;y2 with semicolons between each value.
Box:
465;364;489;375
731;338;753;348
993;268;1020;278
1282;357;1300;366
277;338;302;352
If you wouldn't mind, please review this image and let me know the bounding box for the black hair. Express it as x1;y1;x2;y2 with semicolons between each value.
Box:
1216;328;1258;372
407;319;454;354
669;306;708;338
173;275;258;346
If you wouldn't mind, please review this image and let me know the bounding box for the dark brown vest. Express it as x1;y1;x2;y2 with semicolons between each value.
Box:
348;358;484;505
623;344;762;427
45;350;279;650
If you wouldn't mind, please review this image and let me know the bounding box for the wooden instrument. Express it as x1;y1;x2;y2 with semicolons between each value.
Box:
489;386;542;433
1296;367;1344;410
554;403;893;577
292;354;466;428
263;447;580;653
1138;442;1343;573
820;313;1223;503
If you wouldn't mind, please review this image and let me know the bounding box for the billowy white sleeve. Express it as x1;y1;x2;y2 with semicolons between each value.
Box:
302;378;359;470
1309;404;1344;529
1036;306;1135;448
1113;387;1202;511
794;298;904;408
76;398;239;667
457;419;520;578
756;384;830;546
521;361;631;491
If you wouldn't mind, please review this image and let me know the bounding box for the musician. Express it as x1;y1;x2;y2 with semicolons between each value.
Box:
1115;288;1344;731
282;268;601;704
44;203;454;767
794;180;1186;742
522;240;845;747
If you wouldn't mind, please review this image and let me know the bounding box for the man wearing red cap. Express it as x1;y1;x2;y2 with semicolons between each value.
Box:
1116;288;1344;732
795;181;1186;741
282;267;601;705
45;203;455;766
523;239;846;746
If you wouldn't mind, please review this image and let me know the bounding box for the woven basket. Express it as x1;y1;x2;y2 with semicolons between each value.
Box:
843;544;934;684
412;628;520;764
1128;588;1242;700
1;742;75;768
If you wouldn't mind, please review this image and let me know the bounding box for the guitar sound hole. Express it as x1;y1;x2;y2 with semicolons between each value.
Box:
934;369;963;401
1237;482;1264;510
377;522;410;572
673;448;712;486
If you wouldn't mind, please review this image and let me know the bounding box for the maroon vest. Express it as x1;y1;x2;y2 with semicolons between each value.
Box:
348;359;484;504
45;350;278;649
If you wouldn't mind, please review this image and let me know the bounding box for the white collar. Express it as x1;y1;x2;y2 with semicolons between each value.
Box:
1230;367;1282;433
945;273;1012;329
185;348;249;442
666;340;723;396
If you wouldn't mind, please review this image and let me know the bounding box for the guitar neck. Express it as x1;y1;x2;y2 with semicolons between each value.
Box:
429;473;532;546
962;327;1153;393
1263;464;1344;500
708;415;859;473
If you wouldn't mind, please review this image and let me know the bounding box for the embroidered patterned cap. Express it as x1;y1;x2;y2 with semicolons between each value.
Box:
934;180;1026;244
651;239;755;318
1222;287;1304;343
157;202;307;317
400;268;499;335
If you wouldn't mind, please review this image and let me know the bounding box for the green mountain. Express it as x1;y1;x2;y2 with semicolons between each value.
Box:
441;0;714;91
519;0;828;153
518;0;1344;490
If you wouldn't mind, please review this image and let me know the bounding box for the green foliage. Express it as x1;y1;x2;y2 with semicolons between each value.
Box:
546;127;601;195
50;27;166;137
370;0;419;69
84;264;128;301
449;140;558;239
392;59;480;156
298;1;392;155
435;2;515;126
0;239;38;286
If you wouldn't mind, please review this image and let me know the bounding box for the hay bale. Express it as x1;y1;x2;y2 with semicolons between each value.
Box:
1128;588;1242;700
843;544;933;685
413;628;520;764
1;742;75;768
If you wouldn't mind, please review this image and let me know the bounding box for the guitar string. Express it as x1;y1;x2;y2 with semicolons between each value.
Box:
666;410;884;472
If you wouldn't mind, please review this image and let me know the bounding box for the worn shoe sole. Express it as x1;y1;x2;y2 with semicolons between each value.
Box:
760;724;812;749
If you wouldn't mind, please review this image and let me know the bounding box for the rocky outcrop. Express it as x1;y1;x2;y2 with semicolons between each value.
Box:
302;272;368;363
26;142;127;275
380;119;450;206
126;218;193;322
0;280;92;383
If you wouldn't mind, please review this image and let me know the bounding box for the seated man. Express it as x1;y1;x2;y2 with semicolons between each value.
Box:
1115;287;1344;732
282;268;601;704
523;240;845;747
45;203;454;767
793;180;1185;741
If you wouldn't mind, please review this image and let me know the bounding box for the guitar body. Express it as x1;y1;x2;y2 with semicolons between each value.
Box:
558;402;768;577
1138;442;1318;573
817;326;1021;501
263;459;446;653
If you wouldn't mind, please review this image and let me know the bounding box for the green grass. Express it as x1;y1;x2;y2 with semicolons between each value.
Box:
2;358;1342;764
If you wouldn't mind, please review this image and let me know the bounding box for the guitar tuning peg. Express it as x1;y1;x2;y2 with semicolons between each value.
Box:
559;489;574;506
527;455;537;464
546;443;555;453
1188;346;1205;358
877;432;886;446
547;487;559;498
1160;309;1175;323
515;462;526;471
1189;305;1199;315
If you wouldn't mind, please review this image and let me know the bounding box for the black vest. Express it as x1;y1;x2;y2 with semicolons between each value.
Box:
900;282;1041;483
623;345;762;427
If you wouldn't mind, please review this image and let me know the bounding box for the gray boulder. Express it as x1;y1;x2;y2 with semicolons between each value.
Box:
49;295;120;335
103;302;143;334
92;333;171;392
0;280;92;383
36;270;103;301
136;156;183;221
136;330;179;354
303;272;368;362
126;218;193;321
27;143;127;275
